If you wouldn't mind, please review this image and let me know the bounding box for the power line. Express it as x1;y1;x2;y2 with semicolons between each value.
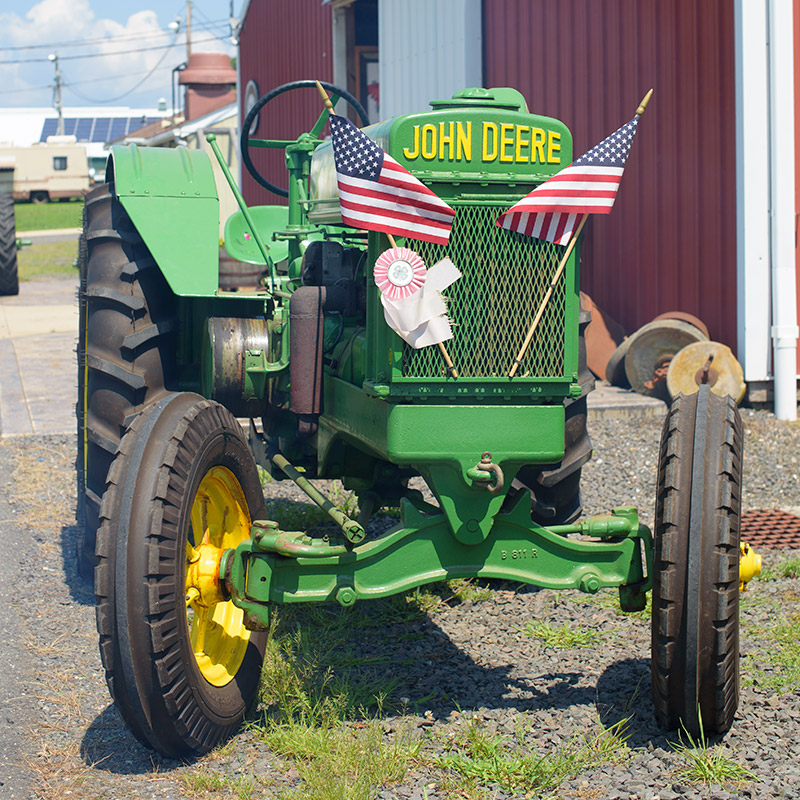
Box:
0;64;177;97
0;34;229;65
65;41;176;104
0;19;228;51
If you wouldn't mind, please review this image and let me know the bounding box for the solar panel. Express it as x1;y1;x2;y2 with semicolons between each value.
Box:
40;119;58;141
75;118;93;141
38;115;168;144
92;118;112;142
109;118;128;140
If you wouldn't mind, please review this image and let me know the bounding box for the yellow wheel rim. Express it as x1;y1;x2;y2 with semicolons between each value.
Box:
185;466;252;687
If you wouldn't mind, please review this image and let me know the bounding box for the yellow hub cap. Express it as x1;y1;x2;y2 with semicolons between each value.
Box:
185;466;252;687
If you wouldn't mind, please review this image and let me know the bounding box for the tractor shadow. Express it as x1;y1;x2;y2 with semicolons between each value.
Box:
60;522;95;606
80;586;678;773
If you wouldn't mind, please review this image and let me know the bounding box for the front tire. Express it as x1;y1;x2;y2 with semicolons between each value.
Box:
650;385;743;736
95;393;267;757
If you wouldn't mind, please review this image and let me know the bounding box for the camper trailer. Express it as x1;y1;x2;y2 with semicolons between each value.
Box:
0;136;89;203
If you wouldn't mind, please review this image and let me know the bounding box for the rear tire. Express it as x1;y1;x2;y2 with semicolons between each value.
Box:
650;385;743;736
95;393;267;757
0;191;19;297
76;182;178;581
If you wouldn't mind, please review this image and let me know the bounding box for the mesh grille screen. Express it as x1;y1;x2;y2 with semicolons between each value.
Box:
400;203;567;379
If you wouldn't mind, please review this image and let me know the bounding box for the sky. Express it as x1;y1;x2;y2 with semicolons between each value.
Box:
0;0;238;110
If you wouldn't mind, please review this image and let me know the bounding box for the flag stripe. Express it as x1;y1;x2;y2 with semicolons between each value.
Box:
330;114;454;245
341;208;451;244
496;116;639;243
338;174;456;222
339;196;454;234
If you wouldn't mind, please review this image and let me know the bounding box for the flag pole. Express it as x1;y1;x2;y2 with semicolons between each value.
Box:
315;80;335;113
508;214;588;377
316;81;458;379
508;89;653;378
385;233;459;378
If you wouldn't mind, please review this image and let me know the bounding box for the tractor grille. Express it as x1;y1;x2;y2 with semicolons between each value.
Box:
401;203;568;379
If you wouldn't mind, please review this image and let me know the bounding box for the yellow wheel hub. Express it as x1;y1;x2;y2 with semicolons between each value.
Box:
185;466;252;687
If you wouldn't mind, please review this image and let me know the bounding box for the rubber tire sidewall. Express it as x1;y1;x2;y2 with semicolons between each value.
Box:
0;191;19;297
102;393;267;757
650;385;743;736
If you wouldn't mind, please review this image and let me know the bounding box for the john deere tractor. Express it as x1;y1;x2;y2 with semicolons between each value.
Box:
77;81;755;758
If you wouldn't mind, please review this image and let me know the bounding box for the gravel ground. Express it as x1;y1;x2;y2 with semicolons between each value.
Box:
0;407;799;800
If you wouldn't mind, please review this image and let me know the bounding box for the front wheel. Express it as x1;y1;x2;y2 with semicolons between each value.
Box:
651;385;743;736
95;393;267;757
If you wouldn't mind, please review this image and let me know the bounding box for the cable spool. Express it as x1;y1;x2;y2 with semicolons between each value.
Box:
666;341;746;404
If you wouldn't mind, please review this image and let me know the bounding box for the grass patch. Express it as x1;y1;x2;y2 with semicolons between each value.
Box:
407;578;494;614
264;483;359;532
181;768;259;799
522;620;602;649
746;611;800;693
757;555;800;581
670;719;756;788
573;588;652;620
435;714;630;796
17;239;78;280
15;199;83;232
248;611;421;800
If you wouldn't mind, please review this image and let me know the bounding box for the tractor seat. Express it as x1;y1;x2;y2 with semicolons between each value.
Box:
223;205;290;266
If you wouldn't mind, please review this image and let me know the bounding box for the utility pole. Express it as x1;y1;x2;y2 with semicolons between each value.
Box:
48;52;64;136
186;1;192;60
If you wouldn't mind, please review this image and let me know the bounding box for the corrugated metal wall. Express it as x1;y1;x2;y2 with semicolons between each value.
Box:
379;0;482;120
484;0;738;351
238;0;333;205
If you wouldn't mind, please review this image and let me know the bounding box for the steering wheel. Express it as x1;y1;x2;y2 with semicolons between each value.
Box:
240;80;370;198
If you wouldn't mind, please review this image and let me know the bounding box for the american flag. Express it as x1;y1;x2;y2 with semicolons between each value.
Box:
497;116;640;245
329;114;455;246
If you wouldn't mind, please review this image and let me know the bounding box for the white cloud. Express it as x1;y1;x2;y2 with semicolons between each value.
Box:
0;0;233;108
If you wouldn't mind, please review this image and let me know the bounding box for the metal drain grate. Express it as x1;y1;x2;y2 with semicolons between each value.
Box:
740;509;800;550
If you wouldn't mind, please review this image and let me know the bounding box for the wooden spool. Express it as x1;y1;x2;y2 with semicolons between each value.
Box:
666;341;746;404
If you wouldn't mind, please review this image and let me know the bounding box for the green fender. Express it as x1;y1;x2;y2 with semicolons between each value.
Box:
109;143;220;296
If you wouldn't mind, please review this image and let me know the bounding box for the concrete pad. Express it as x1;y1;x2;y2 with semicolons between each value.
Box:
588;380;667;420
0;339;33;435
0;303;77;338
0;277;78;437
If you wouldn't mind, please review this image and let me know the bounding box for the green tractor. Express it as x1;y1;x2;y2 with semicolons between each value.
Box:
77;81;755;758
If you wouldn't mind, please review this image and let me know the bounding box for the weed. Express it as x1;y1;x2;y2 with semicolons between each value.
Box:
407;578;494;614
434;714;630;795
273;722;420;800
181;768;259;799
757;556;800;582
747;611;800;693
522;620;602;649
575;589;652;619
670;717;755;787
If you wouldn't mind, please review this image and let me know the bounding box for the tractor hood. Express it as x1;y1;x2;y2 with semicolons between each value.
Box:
308;87;572;224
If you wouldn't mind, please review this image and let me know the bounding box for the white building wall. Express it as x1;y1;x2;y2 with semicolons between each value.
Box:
734;1;771;383
734;0;798;418
378;0;482;121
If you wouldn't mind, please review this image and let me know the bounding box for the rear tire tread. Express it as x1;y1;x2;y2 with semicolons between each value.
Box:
75;181;178;582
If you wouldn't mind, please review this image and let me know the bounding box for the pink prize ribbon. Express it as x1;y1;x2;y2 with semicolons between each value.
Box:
373;247;426;301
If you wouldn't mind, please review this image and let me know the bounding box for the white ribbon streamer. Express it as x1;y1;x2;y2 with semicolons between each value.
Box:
380;257;461;348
